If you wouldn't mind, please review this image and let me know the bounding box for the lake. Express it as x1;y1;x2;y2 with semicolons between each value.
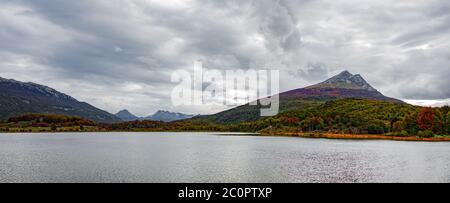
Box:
0;132;449;183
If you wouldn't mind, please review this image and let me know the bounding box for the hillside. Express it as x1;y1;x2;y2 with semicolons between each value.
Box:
195;71;403;124
229;98;450;137
0;77;121;123
257;99;421;134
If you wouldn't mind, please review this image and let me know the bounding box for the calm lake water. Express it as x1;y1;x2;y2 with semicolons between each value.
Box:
0;132;449;183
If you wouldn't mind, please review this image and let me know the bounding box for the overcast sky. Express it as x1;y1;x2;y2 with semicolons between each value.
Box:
1;0;449;116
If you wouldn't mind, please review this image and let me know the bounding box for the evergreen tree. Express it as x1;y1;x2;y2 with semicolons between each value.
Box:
446;112;450;134
433;109;444;134
403;112;419;135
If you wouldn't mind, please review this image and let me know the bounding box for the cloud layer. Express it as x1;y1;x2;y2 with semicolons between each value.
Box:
1;0;449;115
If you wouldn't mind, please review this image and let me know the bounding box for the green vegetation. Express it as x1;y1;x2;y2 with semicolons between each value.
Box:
2;99;450;140
194;98;324;124
0;114;231;133
446;111;450;134
254;99;450;138
180;98;450;139
108;120;229;132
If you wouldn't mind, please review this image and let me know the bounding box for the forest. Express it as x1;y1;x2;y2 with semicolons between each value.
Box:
1;99;450;138
246;99;450;138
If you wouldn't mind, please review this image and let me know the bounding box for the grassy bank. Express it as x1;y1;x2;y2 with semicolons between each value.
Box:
260;131;450;142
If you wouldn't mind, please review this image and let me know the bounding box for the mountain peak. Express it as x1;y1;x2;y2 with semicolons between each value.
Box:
306;70;378;92
115;109;139;121
146;110;196;122
117;109;132;114
337;70;353;78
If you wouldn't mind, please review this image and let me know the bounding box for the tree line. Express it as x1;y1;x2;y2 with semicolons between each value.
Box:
1;99;449;138
241;99;450;138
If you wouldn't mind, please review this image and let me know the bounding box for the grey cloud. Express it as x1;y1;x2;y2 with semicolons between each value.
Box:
293;62;329;82
255;0;303;52
0;0;450;115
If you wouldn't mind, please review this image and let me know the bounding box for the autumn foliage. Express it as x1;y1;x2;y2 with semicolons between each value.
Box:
1;100;450;139
5;114;96;127
417;107;435;131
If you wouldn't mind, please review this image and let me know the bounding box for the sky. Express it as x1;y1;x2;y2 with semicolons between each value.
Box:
0;0;449;116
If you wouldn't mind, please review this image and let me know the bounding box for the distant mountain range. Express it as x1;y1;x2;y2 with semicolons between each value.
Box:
0;71;403;125
0;77;121;123
0;76;196;123
115;109;196;122
195;70;404;124
147;110;196;122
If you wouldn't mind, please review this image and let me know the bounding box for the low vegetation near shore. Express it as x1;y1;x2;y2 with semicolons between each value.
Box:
0;114;229;133
1;99;450;141
0;114;106;133
259;130;450;141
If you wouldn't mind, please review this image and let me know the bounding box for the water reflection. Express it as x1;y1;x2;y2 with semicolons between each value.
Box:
0;132;449;183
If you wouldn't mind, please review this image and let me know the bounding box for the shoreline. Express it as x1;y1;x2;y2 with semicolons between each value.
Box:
261;132;450;142
2;130;450;142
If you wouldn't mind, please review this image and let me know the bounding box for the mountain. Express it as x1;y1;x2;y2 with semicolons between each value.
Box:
115;109;139;121
194;70;404;124
282;70;402;103
305;70;377;91
145;110;196;122
114;109;196;122
0;77;121;123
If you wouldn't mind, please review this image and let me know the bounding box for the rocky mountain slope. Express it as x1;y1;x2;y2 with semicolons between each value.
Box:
0;77;121;123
